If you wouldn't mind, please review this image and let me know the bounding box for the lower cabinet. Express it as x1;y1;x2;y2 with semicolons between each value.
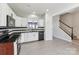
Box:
25;32;38;42
20;33;25;43
20;32;38;43
0;42;14;55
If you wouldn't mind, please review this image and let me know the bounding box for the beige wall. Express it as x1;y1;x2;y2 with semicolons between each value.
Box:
72;12;79;37
60;13;72;27
60;11;79;39
60;13;73;37
53;16;71;42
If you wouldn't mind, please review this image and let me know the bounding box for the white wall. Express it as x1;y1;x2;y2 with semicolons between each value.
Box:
0;3;16;26
45;12;53;40
38;19;44;27
14;15;22;27
0;3;21;55
53;15;72;42
14;16;27;27
72;11;79;38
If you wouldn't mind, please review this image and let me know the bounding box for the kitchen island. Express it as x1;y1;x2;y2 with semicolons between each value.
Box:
0;31;20;55
0;27;44;55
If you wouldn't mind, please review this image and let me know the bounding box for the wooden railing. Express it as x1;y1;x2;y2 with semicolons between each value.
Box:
59;20;73;39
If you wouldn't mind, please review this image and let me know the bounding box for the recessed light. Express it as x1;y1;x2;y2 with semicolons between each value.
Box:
26;4;31;7
32;11;36;14
46;9;49;12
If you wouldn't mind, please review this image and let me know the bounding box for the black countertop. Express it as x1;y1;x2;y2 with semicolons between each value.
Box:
0;32;20;43
0;26;44;43
0;26;44;29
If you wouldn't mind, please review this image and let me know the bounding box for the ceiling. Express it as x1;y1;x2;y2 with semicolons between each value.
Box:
8;3;78;17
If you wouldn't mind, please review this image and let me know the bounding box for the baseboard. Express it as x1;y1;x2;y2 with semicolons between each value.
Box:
53;36;72;42
18;40;39;45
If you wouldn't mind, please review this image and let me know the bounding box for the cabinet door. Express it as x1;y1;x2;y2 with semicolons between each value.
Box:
27;32;38;42
20;32;38;43
20;33;25;43
24;33;28;42
20;33;28;43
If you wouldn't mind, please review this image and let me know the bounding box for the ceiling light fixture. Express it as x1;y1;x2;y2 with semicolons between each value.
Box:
46;9;49;12
26;4;31;7
27;11;38;19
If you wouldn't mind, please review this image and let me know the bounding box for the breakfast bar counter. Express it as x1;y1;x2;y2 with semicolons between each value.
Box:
0;27;44;55
0;31;20;55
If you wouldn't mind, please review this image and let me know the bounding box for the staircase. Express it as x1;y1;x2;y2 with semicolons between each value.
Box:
59;20;73;40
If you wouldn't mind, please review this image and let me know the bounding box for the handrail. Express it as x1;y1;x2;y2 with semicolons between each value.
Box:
59;20;73;39
59;26;71;36
59;20;72;29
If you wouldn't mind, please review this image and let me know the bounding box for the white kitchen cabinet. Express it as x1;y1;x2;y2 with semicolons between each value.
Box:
27;32;38;42
20;32;38;43
20;33;26;43
24;33;28;42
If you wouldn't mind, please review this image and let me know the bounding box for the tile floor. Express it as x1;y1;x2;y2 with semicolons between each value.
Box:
19;37;79;55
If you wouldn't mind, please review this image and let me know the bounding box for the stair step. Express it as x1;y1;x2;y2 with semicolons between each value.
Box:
72;39;79;45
